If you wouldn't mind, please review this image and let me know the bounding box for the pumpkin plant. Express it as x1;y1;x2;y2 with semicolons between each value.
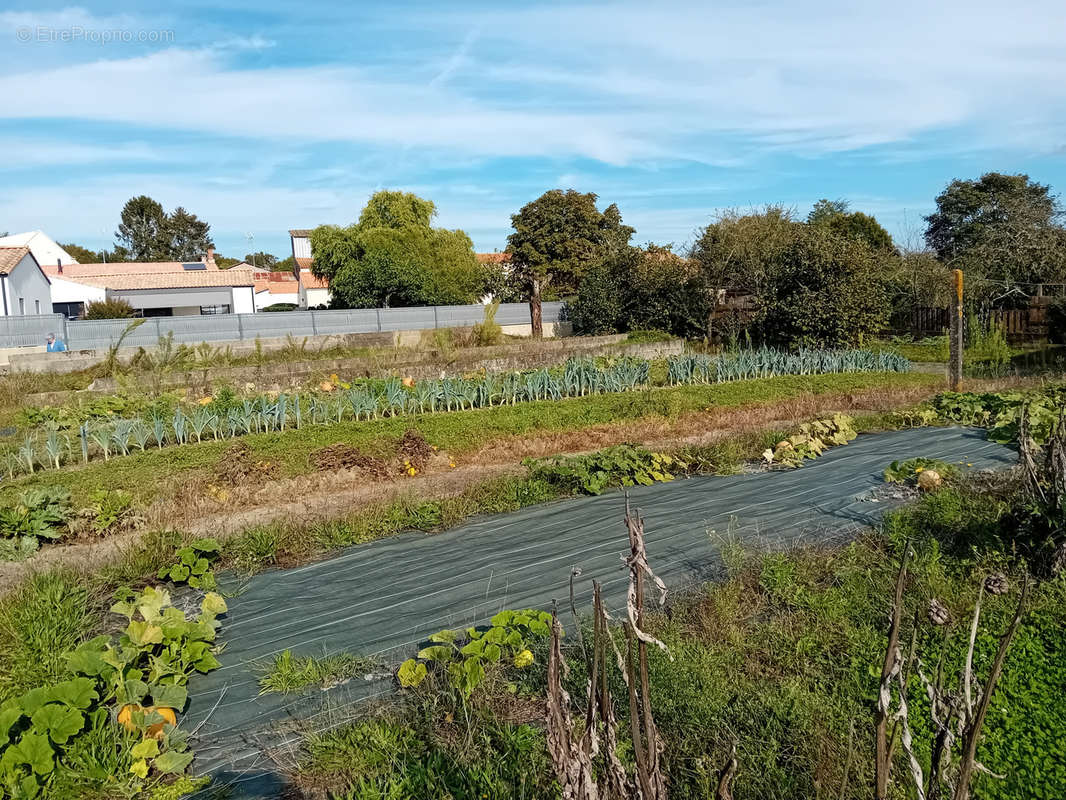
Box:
763;414;857;467
157;538;221;590
397;609;554;699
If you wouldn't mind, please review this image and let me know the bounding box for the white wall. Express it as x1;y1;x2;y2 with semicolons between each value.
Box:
231;286;255;314
304;287;331;308
2;253;52;317
49;276;105;306
255;290;298;310
291;235;312;260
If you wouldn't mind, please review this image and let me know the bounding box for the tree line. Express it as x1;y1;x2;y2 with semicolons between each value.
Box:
57;172;1066;347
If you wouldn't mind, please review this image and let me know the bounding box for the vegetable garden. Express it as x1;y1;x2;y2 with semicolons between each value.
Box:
2;348;908;479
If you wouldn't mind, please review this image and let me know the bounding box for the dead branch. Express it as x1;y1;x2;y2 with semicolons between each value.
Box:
875;543;911;800
952;574;1029;800
715;740;738;800
546;605;598;800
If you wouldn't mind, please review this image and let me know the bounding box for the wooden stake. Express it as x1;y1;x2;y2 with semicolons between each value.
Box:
949;269;964;391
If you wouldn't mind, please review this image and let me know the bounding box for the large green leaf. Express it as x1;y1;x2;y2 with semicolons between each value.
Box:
416;645;452;662
0;703;24;747
151;684;188;711
49;678;98;710
7;731;54;775
397;659;427;688
29;704;84;745
152;749;194;774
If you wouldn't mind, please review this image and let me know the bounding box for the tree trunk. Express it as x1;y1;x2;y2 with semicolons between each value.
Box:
530;279;544;339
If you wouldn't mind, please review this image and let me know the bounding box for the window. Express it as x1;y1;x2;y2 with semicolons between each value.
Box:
34;300;40;314
18;298;24;315
199;304;231;315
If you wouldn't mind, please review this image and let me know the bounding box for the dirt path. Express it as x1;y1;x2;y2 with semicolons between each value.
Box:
0;380;944;593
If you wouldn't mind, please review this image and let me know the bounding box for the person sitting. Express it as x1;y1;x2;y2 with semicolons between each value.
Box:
46;333;67;353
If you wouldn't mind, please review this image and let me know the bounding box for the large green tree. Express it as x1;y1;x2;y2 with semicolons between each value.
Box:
59;243;103;263
506;190;633;337
165;207;212;262
758;225;889;347
807;199;895;252
113;196;214;262
571;244;709;338
924;172;1066;304
309;191;487;309
114;195;168;261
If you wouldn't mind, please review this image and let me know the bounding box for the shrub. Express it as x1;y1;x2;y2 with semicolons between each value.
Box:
261;303;297;312
471;299;503;346
83;298;136;319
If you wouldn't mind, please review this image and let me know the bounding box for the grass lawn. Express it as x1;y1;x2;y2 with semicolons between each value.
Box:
0;371;940;506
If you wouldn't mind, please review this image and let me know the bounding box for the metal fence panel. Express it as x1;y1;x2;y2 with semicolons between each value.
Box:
0;314;65;348
310;309;381;335
1;301;556;350
378;307;437;331
238;311;317;340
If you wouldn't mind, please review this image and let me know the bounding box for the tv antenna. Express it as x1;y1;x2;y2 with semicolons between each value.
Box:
245;232;255;267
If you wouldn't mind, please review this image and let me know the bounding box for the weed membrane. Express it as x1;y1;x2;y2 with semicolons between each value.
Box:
185;426;1014;798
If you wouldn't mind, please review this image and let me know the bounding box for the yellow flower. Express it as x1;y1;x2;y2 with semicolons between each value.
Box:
199;396;213;406
407;466;417;476
915;467;924;473
513;649;534;668
329;373;339;383
449;461;456;468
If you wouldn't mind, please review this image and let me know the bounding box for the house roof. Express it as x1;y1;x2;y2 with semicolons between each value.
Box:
42;260;255;290
476;252;511;264
0;246;31;275
299;269;329;290
289;229;312;238
0;231;78;265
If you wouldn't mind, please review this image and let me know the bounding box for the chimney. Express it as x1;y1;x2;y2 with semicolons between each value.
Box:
206;246;215;265
57;258;63;275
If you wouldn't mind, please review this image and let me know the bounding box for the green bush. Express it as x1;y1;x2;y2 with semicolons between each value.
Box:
525;444;684;495
83;298;136;319
261;303;297;312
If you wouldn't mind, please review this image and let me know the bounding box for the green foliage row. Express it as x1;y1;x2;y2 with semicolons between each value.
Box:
761;414;857;467
931;385;1066;444
667;347;910;384
526;444;684;495
1;488;137;562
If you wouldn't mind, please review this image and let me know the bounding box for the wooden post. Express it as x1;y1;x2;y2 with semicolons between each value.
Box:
949;269;964;391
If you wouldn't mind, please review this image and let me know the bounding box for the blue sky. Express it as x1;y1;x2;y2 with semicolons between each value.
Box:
1;1;1065;260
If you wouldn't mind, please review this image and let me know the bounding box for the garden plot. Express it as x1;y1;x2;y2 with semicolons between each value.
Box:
182;426;1013;798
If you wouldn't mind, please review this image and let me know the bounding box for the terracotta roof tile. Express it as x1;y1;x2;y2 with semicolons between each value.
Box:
0;246;31;275
299;269;329;290
476;252;510;264
289;229;312;237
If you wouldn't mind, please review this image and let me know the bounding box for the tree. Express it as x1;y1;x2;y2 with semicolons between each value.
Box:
59;243;103;263
924;173;1066;305
757;225;889;347
506;189;634;337
690;206;798;339
309;190;487;309
164;207;211;262
571;244;709;338
115;196;168;261
244;251;278;270
807;199;895;252
213;254;243;269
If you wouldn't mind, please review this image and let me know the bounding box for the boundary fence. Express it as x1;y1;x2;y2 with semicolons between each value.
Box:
0;302;562;351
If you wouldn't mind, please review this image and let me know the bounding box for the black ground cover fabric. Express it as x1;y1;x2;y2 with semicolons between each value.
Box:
184;426;1014;797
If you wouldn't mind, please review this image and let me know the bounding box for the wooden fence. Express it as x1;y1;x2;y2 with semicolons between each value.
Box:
893;304;1048;340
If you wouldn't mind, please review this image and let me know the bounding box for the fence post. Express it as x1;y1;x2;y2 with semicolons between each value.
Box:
236;313;244;342
311;311;318;336
376;308;382;332
433;305;439;329
949;269;964;391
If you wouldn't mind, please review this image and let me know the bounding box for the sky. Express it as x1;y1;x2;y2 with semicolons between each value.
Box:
1;1;1065;261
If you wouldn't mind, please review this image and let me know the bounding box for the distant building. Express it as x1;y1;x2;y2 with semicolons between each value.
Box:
41;248;255;318
0;231;79;267
248;265;300;309
0;247;53;317
289;229;332;309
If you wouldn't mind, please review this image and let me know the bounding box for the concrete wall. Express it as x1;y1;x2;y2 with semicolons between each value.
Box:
50;275;105;306
232;286;256;315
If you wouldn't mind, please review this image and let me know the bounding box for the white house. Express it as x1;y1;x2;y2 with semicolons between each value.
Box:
0;247;53;317
289;229;332;309
0;231;79;268
41;250;256;318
